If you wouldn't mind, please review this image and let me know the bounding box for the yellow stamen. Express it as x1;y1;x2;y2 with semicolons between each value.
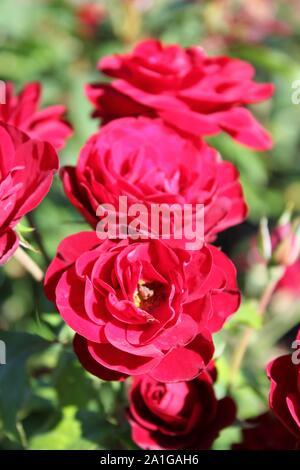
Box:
133;280;156;309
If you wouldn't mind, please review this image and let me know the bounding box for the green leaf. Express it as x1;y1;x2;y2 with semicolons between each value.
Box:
230;45;300;78
225;301;262;331
211;332;226;359
53;352;97;408
29;406;97;450
207;133;268;187
0;331;49;442
76;410;115;449
212;426;240;450
16;223;35;235
77;409;132;450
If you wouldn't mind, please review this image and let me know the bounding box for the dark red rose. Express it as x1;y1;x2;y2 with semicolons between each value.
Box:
45;233;240;382
61;117;247;241
267;329;300;440
86;39;274;151
232;412;300;450
127;367;236;450
0;82;72;149
0;122;59;264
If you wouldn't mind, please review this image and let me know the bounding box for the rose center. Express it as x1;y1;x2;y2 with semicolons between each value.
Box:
133;280;163;311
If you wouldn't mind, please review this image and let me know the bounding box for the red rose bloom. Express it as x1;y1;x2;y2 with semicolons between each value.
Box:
267;329;300;439
86;39;274;151
45;233;240;382
61;117;247;241
0;82;72;149
0;122;59;264
127;367;236;450
232;412;300;450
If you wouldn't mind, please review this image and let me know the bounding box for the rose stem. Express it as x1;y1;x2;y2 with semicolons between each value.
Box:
228;276;279;390
14;247;44;282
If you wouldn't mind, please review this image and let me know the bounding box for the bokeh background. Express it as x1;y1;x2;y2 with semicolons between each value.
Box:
0;0;300;450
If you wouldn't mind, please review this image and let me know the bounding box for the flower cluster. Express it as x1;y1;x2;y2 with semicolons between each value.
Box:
1;38;278;450
45;39;274;450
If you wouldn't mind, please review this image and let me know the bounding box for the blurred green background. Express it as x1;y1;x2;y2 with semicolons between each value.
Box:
1;0;300;450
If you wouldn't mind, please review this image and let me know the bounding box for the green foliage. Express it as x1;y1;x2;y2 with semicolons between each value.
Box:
0;0;300;451
0;332;49;442
29;406;97;450
225;301;262;331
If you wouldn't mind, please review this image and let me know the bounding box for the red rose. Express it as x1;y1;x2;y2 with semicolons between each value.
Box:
45;233;240;382
86;39;274;151
127;367;236;450
232;412;300;450
61;117;247;241
0;122;59;264
0;82;72;149
267;329;300;439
